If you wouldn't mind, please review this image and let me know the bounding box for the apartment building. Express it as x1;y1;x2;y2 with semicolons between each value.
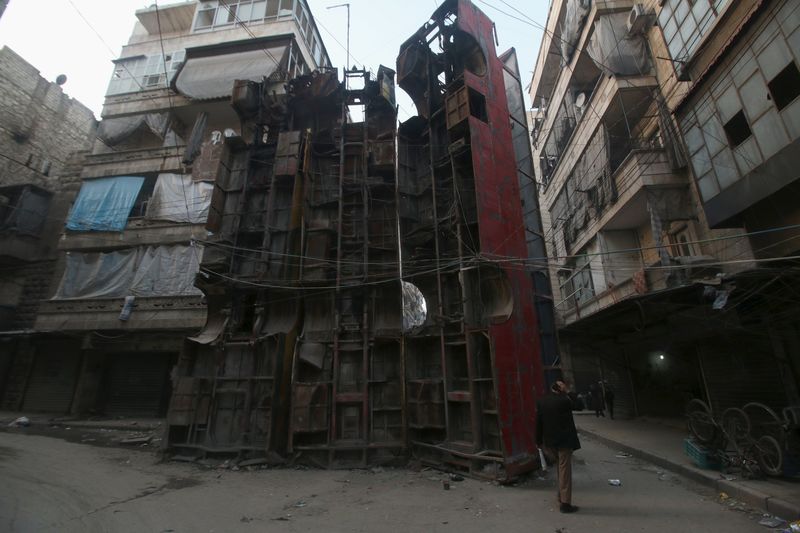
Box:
529;0;798;418
669;0;800;413
4;0;331;417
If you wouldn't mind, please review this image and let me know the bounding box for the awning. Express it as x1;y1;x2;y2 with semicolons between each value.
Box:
66;176;145;232
145;173;213;224
175;45;290;100
97;113;169;145
187;314;228;345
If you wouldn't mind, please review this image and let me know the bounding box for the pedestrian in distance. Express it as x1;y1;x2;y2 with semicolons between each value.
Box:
536;379;581;514
605;385;615;419
590;382;605;417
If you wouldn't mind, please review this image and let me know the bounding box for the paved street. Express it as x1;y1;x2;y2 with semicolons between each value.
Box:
0;429;772;532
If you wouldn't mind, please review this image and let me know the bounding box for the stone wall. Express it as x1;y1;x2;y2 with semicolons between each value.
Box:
0;46;97;329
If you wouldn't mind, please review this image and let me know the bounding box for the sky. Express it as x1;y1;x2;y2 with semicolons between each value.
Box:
0;0;549;120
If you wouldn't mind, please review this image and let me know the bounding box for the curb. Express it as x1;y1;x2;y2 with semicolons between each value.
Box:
5;418;164;433
578;427;800;521
46;420;164;432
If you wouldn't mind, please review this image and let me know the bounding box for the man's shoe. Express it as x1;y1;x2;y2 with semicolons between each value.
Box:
560;503;579;514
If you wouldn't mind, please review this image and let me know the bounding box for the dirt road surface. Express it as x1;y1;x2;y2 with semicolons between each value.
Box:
0;429;771;532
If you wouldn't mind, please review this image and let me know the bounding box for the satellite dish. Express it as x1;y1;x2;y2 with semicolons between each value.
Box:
575;92;586;108
56;74;68;86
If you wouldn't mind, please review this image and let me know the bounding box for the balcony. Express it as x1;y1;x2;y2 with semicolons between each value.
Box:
102;88;194;120
567;149;688;254
541;75;659;211
135;2;196;35
81;146;184;179
35;295;206;332
59;220;208;252
559;275;639;327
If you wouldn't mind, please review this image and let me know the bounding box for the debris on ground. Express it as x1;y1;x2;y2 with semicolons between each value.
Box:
442;480;450;490
758;515;786;528
119;434;152;445
7;416;30;427
615;452;632;458
450;474;465;482
719;492;730;502
607;479;622;486
784;520;800;532
238;458;268;467
171;455;198;463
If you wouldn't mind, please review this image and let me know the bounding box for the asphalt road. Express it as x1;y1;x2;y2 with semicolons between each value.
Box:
0;429;771;532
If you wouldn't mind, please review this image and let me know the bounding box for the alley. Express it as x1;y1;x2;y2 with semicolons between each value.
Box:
0;430;769;533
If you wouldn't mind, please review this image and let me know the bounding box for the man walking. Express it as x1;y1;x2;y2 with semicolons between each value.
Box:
536;379;581;513
605;385;615;419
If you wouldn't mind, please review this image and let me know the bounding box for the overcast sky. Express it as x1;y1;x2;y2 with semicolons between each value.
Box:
0;0;547;120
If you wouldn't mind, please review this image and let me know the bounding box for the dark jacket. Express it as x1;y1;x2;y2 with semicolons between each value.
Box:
536;392;581;451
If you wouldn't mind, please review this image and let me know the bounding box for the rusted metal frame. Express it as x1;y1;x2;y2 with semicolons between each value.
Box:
455;0;541;478
185;376;203;446
425;50;452;441
330;84;348;458
260;154;279;277
447;146;483;456
284;133;311;454
412;439;503;462
361;101;371;461
228;145;258;276
394;119;408;452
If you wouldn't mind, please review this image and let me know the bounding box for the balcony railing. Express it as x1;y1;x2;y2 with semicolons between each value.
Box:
36;295;206;332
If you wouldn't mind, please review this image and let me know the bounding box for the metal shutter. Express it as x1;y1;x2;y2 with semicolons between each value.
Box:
23;351;81;413
104;353;173;417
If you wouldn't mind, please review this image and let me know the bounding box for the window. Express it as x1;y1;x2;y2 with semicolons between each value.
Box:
191;0;326;70
196;4;215;28
106;52;185;95
669;225;696;257
558;254;595;310
129;176;157;219
723;110;751;147
768;61;800;111
0;185;51;237
468;88;487;123
658;0;729;65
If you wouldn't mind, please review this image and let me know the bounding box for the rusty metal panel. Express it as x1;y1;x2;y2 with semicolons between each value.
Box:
445;87;470;130
275;131;301;176
167;0;542;479
396;0;543;481
456;0;543;478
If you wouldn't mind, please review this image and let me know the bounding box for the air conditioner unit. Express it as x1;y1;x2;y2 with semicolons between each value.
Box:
143;74;163;87
672;255;721;280
627;4;650;35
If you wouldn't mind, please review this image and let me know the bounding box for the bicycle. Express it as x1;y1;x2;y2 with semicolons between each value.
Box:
744;402;800;476
685;399;782;478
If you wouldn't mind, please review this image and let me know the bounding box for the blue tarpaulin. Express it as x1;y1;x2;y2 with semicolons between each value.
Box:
66;176;145;232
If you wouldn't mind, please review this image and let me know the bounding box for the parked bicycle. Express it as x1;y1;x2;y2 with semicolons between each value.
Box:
685;399;784;478
743;402;800;475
